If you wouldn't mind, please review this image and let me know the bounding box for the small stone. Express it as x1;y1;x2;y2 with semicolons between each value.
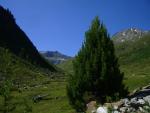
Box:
96;106;107;113
119;107;126;112
137;99;145;105
120;98;130;107
130;97;138;104
113;105;118;110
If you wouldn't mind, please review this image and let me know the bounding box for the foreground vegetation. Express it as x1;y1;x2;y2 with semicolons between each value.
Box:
0;79;75;113
0;47;74;113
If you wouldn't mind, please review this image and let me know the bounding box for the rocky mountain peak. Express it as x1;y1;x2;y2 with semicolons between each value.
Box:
112;28;149;43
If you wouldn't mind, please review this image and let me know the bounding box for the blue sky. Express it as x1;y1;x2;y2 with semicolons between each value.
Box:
0;0;150;56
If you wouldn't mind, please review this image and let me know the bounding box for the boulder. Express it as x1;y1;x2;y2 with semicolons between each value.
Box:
119;107;127;112
33;94;49;102
96;106;107;113
122;98;130;107
86;101;97;113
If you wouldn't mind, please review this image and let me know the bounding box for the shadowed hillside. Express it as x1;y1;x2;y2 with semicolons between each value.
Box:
0;6;74;113
0;6;55;71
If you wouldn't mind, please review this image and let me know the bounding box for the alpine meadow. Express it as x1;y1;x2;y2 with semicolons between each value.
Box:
0;1;150;113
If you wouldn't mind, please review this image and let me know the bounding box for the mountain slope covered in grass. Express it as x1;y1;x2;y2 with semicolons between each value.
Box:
0;47;50;86
113;31;150;91
57;59;74;74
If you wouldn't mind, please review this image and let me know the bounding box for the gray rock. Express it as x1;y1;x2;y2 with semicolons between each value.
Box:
96;106;107;113
137;99;145;105
33;94;49;102
122;98;130;107
130;97;138;104
119;107;127;112
113;105;118;110
130;98;145;109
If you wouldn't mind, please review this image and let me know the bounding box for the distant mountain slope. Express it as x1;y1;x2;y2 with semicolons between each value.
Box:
112;28;150;64
40;51;72;64
57;59;73;74
0;6;55;71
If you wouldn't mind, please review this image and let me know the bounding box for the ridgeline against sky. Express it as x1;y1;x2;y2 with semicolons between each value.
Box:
0;6;56;71
0;0;149;56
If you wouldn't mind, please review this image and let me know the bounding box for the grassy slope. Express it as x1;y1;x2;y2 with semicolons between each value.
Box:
114;35;150;91
0;6;55;71
57;59;74;75
0;47;75;113
0;47;49;85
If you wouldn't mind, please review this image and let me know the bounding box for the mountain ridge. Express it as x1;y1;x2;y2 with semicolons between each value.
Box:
0;6;55;71
112;28;150;43
40;51;72;64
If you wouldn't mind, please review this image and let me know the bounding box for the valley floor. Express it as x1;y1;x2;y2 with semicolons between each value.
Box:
0;78;75;113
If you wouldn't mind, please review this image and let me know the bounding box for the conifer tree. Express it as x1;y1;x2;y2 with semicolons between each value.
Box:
67;17;128;112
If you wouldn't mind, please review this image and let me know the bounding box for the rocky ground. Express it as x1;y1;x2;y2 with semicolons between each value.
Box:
113;85;150;113
87;85;150;113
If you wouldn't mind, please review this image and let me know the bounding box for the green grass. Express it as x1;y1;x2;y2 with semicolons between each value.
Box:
121;58;150;91
57;59;73;75
0;47;75;113
0;79;75;113
115;35;150;91
0;47;49;85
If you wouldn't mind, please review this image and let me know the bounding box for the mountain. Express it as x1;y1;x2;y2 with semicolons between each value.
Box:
112;28;150;91
112;28;150;43
40;51;72;64
0;6;55;71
